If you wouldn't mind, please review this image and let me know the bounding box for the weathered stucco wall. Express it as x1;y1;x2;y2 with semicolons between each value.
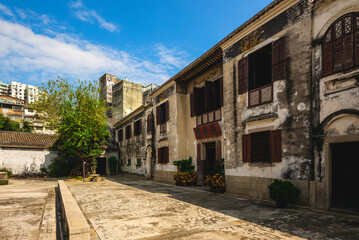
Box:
223;0;314;182
0;148;57;174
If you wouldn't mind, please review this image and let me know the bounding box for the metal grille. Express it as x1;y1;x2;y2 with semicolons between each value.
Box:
335;21;342;38
249;91;259;106
251;131;270;162
357;17;359;29
344;17;352;34
261;85;272;103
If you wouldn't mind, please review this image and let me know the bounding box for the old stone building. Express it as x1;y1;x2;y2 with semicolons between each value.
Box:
115;104;155;177
115;0;359;212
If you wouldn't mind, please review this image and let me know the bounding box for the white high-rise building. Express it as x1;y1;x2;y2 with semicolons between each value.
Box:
8;81;39;104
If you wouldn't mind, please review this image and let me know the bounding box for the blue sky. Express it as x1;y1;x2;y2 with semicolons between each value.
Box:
0;0;272;86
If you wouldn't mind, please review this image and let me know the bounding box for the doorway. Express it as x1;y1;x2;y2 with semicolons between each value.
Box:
205;142;216;176
331;141;359;212
96;157;107;175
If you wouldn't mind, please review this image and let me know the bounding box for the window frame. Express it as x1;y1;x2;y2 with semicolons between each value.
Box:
322;12;359;77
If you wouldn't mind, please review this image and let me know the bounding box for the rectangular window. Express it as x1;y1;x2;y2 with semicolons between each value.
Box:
127;159;131;166
136;158;142;166
147;114;153;133
156;101;169;133
134;119;142;136
118;129;123;142
242;130;281;163
238;37;285;107
125;125;131;139
192;77;223;117
158;147;169;164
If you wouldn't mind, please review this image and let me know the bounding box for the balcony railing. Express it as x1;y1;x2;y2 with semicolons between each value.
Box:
196;109;221;126
248;83;273;107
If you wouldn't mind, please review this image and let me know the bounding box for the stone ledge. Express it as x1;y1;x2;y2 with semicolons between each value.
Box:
58;180;90;240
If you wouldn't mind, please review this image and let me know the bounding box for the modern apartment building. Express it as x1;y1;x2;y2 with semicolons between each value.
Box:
0;81;8;95
99;73;121;118
7;81;39;104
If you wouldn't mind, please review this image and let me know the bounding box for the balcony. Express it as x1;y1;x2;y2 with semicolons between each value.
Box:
248;83;273;107
196;109;221;126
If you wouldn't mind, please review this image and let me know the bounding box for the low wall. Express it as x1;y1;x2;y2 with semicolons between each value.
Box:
0;148;57;174
58;180;90;240
226;175;310;207
153;170;176;185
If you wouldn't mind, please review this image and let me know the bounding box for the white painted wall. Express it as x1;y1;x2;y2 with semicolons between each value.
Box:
0;148;57;174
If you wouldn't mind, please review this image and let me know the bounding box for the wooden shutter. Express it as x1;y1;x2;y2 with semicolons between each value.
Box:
156;106;160;125
138;119;142;135
242;134;251;163
322;40;333;77
238;57;248;94
158;148;161;163
197;143;201;161
272;37;286;81
270;130;282;162
165;101;169;122
219;77;223;107
333;20;344;72
190;93;195;117
343;16;353;69
216;140;221;162
165;147;169;163
193;87;201;116
205;81;214;111
147;115;152;133
355;15;359;65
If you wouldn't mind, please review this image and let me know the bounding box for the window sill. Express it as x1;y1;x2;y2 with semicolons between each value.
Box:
322;69;359;95
247;162;274;167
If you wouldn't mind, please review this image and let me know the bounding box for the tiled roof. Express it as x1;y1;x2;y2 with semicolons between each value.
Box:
107;118;119;125
0;131;56;148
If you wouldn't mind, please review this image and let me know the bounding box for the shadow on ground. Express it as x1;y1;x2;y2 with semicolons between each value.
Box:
106;174;359;240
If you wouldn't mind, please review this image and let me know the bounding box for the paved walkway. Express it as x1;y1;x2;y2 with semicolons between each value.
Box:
0;179;57;240
66;175;359;240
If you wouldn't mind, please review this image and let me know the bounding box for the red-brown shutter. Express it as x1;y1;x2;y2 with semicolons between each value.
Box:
138;119;142;135
197;143;201;161
205;81;214;111
322;40;333;77
343;17;353;69
165;146;169;163
158;148;161;163
147;115;152;133
219;77;223;107
270;130;282;162
216;140;221;162
190;93;195;117
156;105;160;125
193;87;201;115
165;101;169;122
272;37;286;81
242;134;251;163
333;20;344;72
238;57;248;94
355;16;359;65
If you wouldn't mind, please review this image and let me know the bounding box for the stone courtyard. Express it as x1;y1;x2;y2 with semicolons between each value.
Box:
1;175;359;239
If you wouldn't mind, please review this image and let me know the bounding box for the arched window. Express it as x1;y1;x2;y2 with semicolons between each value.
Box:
322;13;359;77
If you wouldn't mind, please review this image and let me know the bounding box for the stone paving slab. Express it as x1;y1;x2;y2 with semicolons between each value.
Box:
0;179;57;240
66;175;359;240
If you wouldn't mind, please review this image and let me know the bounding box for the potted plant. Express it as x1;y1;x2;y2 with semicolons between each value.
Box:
268;179;301;208
205;173;225;192
173;157;197;186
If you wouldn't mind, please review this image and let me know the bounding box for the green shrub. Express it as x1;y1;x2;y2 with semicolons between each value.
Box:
173;157;195;172
209;160;224;176
49;156;74;177
0;168;12;178
40;167;48;174
108;156;118;174
268;179;300;207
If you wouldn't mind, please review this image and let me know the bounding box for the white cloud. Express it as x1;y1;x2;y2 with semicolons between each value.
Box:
69;1;119;32
0;3;14;17
156;43;189;69
0;19;188;85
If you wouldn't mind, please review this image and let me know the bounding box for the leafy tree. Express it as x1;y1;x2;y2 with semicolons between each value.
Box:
31;77;109;176
22;120;34;133
0;114;21;132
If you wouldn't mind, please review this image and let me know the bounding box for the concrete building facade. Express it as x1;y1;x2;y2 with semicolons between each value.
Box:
112;80;143;120
99;73;121;118
114;0;359;212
